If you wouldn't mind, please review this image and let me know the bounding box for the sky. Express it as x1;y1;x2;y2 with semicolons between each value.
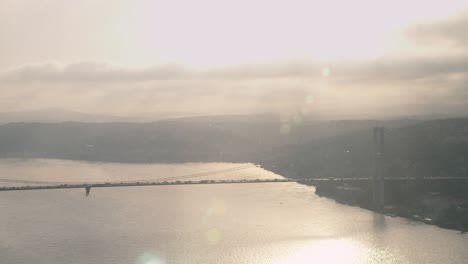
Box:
1;0;468;118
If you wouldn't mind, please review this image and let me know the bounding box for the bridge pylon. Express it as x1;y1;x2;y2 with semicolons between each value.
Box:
372;127;385;210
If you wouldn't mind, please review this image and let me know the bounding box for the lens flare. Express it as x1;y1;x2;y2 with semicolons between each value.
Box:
280;123;291;135
322;67;331;77
205;228;222;245
136;252;165;264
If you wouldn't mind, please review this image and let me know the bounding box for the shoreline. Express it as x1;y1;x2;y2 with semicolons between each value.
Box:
304;181;468;232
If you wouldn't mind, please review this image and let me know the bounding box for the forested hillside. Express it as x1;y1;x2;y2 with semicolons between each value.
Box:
1;116;466;179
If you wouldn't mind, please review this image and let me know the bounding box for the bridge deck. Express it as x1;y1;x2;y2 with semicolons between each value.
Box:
1;177;467;192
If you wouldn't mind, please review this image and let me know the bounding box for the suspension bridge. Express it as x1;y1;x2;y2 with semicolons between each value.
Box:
1;163;467;199
1;127;467;210
0;164;329;193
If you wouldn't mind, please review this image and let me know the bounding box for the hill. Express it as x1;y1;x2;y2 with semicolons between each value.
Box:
260;118;468;179
2;115;465;179
0;115;410;163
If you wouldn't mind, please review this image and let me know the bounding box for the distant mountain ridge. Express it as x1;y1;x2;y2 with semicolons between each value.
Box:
1;108;460;125
0;108;195;124
0;116;407;163
0;115;466;180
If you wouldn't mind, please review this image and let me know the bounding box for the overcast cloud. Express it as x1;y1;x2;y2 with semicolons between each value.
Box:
1;54;467;118
1;2;468;118
408;10;468;50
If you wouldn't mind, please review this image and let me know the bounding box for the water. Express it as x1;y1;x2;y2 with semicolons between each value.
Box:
0;159;467;264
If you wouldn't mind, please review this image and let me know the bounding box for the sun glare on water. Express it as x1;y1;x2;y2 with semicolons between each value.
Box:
277;239;368;264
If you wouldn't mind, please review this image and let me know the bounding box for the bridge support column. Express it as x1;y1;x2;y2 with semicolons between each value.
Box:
85;186;91;197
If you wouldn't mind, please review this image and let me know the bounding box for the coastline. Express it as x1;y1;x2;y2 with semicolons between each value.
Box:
300;180;468;232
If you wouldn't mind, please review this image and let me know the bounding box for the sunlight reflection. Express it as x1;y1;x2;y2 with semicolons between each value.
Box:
278;239;365;264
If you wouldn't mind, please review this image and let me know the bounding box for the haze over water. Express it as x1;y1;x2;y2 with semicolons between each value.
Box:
1;159;467;264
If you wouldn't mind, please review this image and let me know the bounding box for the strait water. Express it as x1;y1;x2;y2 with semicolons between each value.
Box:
0;159;467;264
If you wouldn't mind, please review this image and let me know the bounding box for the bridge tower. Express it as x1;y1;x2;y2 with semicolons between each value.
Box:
372;127;385;210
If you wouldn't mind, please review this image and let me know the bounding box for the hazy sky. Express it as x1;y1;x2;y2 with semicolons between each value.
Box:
1;0;468;118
